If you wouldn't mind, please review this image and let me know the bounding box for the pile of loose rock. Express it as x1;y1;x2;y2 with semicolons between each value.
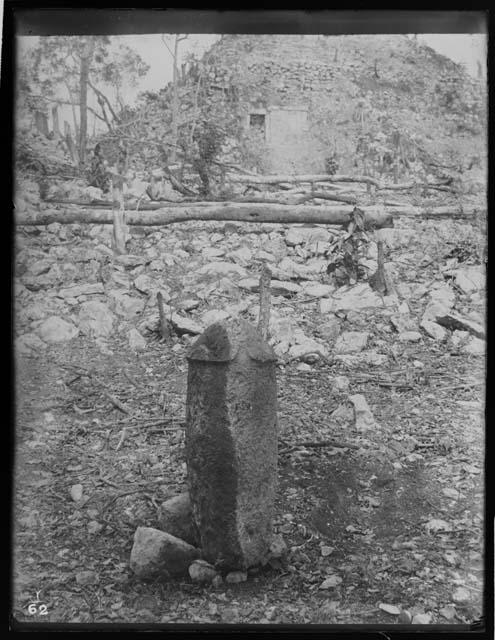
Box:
15;213;485;365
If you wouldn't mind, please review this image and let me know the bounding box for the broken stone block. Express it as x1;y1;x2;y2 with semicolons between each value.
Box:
268;314;299;344
109;291;145;319
27;259;52;277
375;227;415;250
320;283;384;314
130;527;200;580
16;332;48;355
334;351;387;367
330;403;354;425
467;310;484;325
24;264;64;291
133;274;159;294
319;315;341;341
451;330;470;348
227;246;252;266
128;328;146;351
398;331;422;343
269;534;288;558
300;282;334;298
305;257;328;277
185;319;278;570
188;559;218;583
38;316;79;343
197;261;247;278
285;226;331;246
296;363;312;372
288;338;328;362
255;250;277;263
422;301;449;323
463;337;485;356
348;394;379;432
149;259;165;271
428;283;456;309
273;341;291;358
267;234;287;261
79;301;115;338
420;319;447;341
201;247;225;260
434;311;485;339
58;283;105;299
270;280;302;296
285;227;310;246
176;298;200;312
225;571;248;584
332;375;350;392
273;257;314;280
115;254;147;268
157;493;199;546
454;266;484;293
202;309;231;326
238;277;260;293
335;331;369;354
170;313;203;336
390;314;418;333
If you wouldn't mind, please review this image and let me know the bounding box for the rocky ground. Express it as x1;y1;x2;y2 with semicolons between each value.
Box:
13;210;485;626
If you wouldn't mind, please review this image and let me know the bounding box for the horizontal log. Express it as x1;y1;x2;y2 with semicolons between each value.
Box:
16;203;393;229
227;172;455;192
380;182;455;193
228;173;379;186
306;191;358;205
44;198;210;209
388;205;481;219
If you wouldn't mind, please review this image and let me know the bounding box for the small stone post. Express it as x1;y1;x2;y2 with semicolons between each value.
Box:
185;319;278;570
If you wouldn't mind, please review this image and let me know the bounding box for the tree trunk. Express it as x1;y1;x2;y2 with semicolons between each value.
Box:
64;121;79;165
17;203;482;227
227;172;455;193
89;81;120;125
257;265;272;341
34;111;49;137
170;35;180;164
51;106;60;139
227;173;380;187
16;203;393;227
78;38;96;169
64;81;80;142
111;180;127;255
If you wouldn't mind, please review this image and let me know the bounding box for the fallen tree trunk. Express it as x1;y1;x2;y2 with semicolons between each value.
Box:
387;205;482;219
31;199;481;221
304;191;358;205
227;172;455;192
44;198;211;209
16;203;394;228
380;182;456;193
228;173;380;186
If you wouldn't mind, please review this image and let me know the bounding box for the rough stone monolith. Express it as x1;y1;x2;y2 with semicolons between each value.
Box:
185;319;278;570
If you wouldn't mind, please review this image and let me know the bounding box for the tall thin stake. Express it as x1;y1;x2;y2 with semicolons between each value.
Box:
257;263;272;340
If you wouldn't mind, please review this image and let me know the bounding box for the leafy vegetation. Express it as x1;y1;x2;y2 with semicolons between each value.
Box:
325;208;371;286
17;36;149;170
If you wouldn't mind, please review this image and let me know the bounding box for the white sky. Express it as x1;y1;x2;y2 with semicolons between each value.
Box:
17;33;486;132
418;34;486;76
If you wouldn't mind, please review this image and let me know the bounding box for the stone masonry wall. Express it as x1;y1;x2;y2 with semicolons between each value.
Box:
192;34;486;174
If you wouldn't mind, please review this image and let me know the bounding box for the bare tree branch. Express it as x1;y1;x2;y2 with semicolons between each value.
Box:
87;80;120;123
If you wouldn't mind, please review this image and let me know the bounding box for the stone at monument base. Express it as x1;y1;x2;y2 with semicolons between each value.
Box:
157;492;199;546
188;559;218;583
185;319;278;570
130;526;200;579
